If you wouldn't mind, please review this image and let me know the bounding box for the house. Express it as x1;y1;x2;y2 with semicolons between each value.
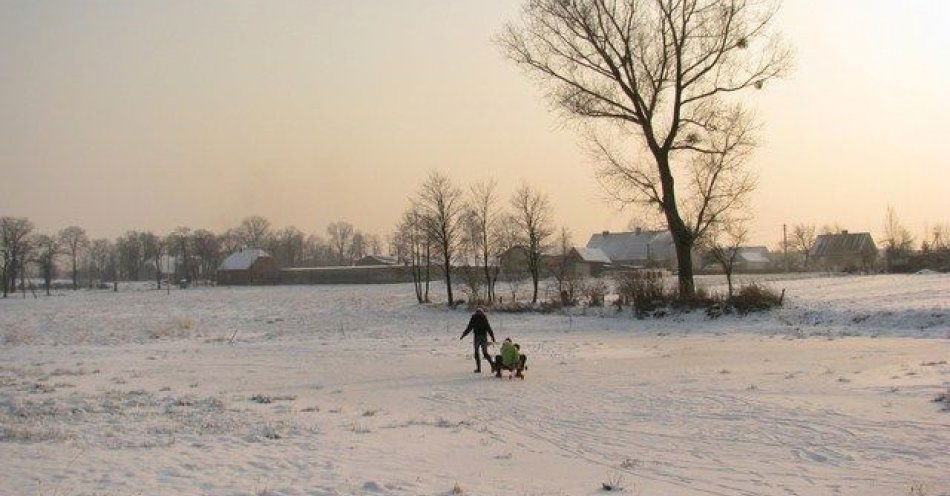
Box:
809;231;877;272
734;246;771;271
703;246;772;272
354;254;400;266
545;247;612;278
216;248;278;285
586;229;678;268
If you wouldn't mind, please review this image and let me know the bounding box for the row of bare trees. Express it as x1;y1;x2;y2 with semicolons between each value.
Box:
0;215;384;296
392;172;556;306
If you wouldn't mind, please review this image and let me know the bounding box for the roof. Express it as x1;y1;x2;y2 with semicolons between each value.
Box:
356;254;399;265
218;249;271;271
572;247;612;264
736;246;770;264
810;232;876;258
586;230;675;263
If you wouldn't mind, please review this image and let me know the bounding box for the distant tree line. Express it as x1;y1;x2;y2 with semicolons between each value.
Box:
0;215;383;296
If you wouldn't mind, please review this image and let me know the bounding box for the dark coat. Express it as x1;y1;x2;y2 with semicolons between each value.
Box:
460;313;495;343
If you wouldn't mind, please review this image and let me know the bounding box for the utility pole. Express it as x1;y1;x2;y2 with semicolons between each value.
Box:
783;223;789;273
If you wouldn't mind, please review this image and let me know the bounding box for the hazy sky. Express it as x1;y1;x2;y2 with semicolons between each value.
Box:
1;0;948;246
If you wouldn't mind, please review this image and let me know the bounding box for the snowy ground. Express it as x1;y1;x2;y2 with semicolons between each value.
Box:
0;273;947;496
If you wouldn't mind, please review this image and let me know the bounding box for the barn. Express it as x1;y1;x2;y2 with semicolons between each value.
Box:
809;231;878;272
216;249;278;285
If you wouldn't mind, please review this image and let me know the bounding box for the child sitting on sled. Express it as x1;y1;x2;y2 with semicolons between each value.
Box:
492;338;527;379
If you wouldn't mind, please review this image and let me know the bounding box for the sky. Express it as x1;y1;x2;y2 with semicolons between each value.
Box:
1;0;948;247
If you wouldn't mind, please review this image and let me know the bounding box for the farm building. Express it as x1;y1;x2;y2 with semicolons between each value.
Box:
586;229;678;268
279;265;415;284
809;231;878;272
354;254;401;266
702;246;772;272
216;249;278;285
544;247;612;278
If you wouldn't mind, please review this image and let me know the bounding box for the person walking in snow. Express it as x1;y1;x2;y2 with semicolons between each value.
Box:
460;307;496;373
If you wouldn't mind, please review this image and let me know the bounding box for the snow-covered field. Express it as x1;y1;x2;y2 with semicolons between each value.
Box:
1;273;947;496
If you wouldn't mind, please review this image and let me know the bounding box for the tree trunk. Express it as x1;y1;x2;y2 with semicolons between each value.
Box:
443;255;454;306
531;268;539;304
72;255;78;290
424;245;430;303
656;152;696;300
672;240;695;300
726;270;733;299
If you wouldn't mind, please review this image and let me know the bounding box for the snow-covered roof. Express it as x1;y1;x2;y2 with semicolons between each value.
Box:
586;230;675;263
572;247;612;264
356;255;399;266
218;249;271;271
736;246;770;264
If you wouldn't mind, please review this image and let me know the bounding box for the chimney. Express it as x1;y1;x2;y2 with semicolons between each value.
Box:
602;230;610;237
841;229;848;235
635;227;642;235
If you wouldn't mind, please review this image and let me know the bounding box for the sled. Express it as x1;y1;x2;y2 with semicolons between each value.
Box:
491;355;527;380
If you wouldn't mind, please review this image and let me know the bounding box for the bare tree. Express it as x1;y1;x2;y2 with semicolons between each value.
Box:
500;0;792;299
416;171;464;306
395;207;432;303
366;234;383;256
140;232;164;289
58;226;89;290
326;221;355;265
115;231;143;281
548;227;581;305
219;228;243;256
820;223;845;235
882;206;914;272
165;227;193;283
273;226;306;268
86;238;115;287
791;223;816;270
466;180;503;303
495;215;528;302
236;216;272;249
31;234;59;295
702;221;749;298
1;217;34;297
192;229;221;282
510;184;554;304
349;230;367;262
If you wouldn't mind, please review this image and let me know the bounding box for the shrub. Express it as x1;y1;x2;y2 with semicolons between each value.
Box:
730;283;784;315
585;280;608;307
614;270;672;318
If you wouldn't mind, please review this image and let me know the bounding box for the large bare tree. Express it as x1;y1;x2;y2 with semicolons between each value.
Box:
501;0;791;298
416;171;464;306
58;225;89;290
510;184;555;304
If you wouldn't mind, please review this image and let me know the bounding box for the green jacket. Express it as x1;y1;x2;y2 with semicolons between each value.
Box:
500;341;520;367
